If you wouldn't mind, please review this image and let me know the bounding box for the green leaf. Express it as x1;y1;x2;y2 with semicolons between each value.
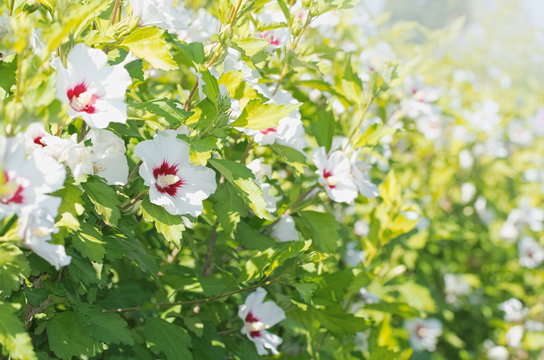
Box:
200;69;220;106
121;27;177;71
311;110;335;152
81;305;133;345
299;211;339;252
276;0;291;21
395;282;436;312
231;98;299;130
0;244;30;300
81;177;121;227
47;312;101;360
0;60;16;92
124;59;144;81
269;144;307;172
106;235;159;276
132;98;192;127
313;306;369;334
209;159;271;220
235;38;269;56
140;197;182;226
237;221;275;250
174;42;205;64
0;303;37;360
355;123;396;147
72;224;106;262
145;318;192;360
213;183;248;237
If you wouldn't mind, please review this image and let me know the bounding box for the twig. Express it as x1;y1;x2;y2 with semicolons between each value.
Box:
110;0;121;25
202;221;219;277
103;278;278;313
126;160;143;185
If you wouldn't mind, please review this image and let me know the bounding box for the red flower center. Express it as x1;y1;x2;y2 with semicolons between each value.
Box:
260;127;277;135
259;31;281;46
33;136;46;147
67;82;99;114
323;169;336;189
0;172;25;205
153;161;184;196
245;312;262;338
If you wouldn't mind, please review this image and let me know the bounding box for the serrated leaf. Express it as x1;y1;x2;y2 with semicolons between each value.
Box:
235;38;269;56
209;159;271;220
132;98;192;127
213;183;248;237
200;69;220;106
72;224;106;262
81;177;121;227
0;303;37;360
145;318;192;360
47;312;101;360
231;98;299;130
140;197;182;226
0;244;30;300
299;211;339;252
121;27;177;71
81;305;133;345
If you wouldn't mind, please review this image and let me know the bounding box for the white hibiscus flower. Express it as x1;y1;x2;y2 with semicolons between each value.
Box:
271;214;299;242
0;135;65;219
518;236;544;269
134;131;217;216
129;0;189;32
238;287;286;355
404;318;443;352
313;147;358;204
55;44;132;129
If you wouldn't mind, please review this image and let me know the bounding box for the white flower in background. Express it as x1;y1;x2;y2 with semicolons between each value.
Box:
404;318;442;352
313;147;358;204
444;273;471;304
84;129;129;185
357;288;380;305
19;196;71;269
240;86;306;153
351;153;379;198
500;199;544;241
261;183;280;213
354;331;369;352
531;107;544;136
464;100;501;134
517;236;544;269
0;136;65;219
354;220;369;237
29;28;46;56
238;287;286;355
505;325;524;348
129;0;189;32
256;4;290;48
176;8;220;43
0;12;9;35
458;149;474;170
461;182;477;203
359;41;395;80
525;320;544;332
55;44;132;128
246;159;279;213
483;340;509;360
508;119;533;146
134;131;217;216
344;242;365;267
246;158;272;183
499;298;527;323
272;214;299;242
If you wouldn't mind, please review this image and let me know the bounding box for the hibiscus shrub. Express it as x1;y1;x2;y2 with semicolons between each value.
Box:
1;0;544;359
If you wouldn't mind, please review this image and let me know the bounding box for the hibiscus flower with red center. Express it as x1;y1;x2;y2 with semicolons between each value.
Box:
134;130;217;216
55;43;132;129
